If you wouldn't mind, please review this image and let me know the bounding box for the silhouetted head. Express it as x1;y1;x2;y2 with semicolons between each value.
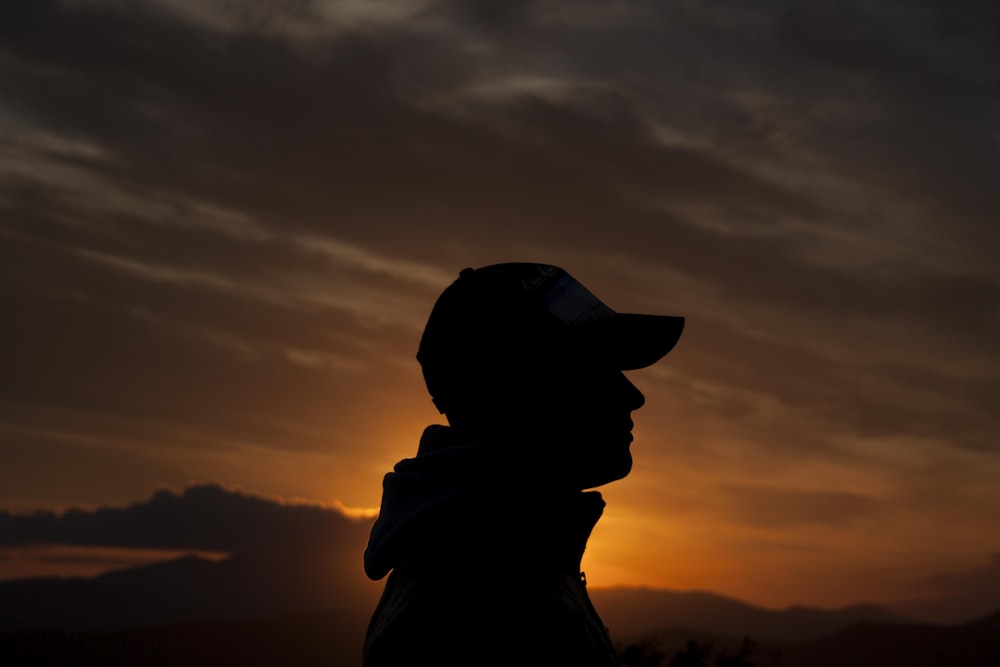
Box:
417;263;684;489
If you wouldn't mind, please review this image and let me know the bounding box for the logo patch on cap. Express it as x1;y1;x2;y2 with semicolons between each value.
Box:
540;273;615;326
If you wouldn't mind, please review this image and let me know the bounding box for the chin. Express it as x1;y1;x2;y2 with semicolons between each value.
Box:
613;452;634;480
579;452;632;489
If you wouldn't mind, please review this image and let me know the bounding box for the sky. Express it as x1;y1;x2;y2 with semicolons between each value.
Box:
1;0;999;617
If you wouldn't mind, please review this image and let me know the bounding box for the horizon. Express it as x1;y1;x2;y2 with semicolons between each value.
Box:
1;482;996;626
2;0;999;632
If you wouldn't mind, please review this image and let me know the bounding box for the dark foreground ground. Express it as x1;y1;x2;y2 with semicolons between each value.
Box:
2;608;999;667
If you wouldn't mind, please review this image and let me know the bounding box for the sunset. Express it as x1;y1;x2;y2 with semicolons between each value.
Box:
2;1;999;664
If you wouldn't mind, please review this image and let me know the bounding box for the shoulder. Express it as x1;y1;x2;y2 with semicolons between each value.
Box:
364;568;618;667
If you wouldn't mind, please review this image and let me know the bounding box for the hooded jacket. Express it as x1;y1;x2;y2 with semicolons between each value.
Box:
362;425;619;667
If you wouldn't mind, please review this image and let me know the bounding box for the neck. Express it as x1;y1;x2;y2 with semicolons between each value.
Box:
406;488;606;575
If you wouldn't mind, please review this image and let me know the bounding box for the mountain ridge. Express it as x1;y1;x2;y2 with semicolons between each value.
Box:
588;585;910;642
1;554;910;643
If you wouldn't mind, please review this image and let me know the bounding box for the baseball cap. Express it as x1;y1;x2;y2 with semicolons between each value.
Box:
417;263;684;413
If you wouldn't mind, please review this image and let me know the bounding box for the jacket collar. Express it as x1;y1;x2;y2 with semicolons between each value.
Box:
364;425;605;580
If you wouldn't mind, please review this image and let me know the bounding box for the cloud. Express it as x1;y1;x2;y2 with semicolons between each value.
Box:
0;483;373;557
1;2;997;461
0;483;383;626
718;483;879;528
35;550;174;566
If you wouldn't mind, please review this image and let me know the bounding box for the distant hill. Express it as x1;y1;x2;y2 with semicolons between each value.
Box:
888;591;1000;626
6;554;997;666
777;610;1000;667
0;553;381;632
590;586;909;642
2;555;906;644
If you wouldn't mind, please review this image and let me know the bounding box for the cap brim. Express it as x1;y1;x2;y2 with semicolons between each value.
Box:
576;314;685;370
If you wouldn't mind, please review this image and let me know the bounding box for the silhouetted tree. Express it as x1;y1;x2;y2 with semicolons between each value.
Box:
715;637;758;667
668;639;714;667
618;637;668;667
616;636;781;667
617;635;778;667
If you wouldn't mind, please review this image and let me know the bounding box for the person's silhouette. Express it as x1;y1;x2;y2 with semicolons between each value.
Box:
362;263;684;666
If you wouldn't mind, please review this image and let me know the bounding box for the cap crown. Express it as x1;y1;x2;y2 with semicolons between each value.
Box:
417;263;684;414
